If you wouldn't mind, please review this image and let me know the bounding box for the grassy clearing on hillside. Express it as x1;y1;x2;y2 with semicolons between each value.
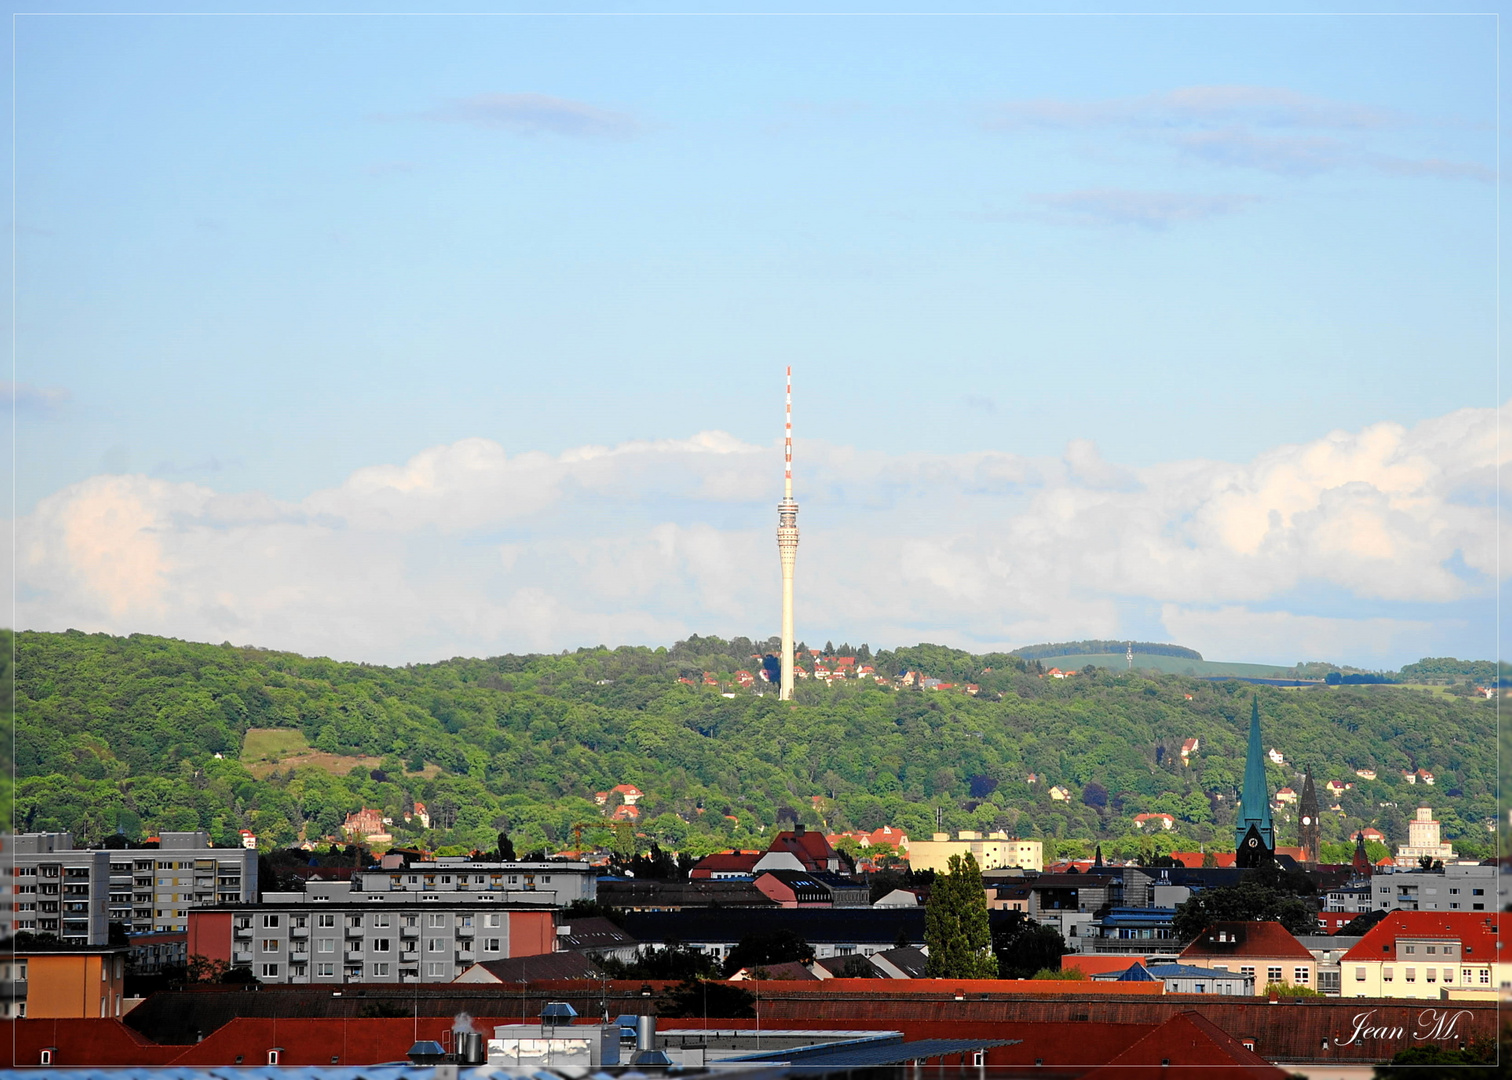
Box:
241;727;440;780
1040;654;1291;678
242;727;311;763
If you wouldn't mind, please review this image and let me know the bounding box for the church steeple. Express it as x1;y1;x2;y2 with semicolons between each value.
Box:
1234;695;1275;867
1352;831;1374;879
1298;769;1319;864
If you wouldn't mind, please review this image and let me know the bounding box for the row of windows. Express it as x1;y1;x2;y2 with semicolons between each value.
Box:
265;961;461;978
1359;966;1490;984
293;937;503;953
241;911;505;929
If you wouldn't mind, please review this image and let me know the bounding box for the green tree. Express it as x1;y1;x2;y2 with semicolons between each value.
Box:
924;853;998;979
1172;880;1317;941
990;910;1068;979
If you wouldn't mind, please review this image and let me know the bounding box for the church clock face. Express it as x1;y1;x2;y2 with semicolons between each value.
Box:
1302;816;1312;825
1246;837;1259;848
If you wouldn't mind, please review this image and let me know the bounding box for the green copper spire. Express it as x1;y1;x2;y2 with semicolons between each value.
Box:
1234;695;1275;856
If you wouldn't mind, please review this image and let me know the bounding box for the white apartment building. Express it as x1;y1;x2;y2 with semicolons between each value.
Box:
1366;864;1495;914
356;858;596;906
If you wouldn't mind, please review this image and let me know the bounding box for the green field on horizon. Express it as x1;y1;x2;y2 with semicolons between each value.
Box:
1037;653;1296;678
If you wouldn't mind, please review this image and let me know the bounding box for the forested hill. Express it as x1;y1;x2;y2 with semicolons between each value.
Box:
12;630;1499;861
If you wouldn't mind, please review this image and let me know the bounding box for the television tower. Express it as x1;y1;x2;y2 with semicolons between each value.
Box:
777;367;799;701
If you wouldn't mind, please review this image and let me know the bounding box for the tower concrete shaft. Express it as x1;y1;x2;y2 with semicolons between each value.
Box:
778;366;799;701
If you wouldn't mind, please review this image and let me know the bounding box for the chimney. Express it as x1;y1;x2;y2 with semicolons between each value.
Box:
795;823;806;836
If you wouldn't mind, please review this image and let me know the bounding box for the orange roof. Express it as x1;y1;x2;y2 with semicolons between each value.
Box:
1062;955;1147;976
1168;852;1237;868
1341;911;1502;964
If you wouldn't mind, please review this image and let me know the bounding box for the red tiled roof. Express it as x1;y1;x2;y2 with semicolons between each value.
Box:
767;829;840;870
1168;852;1237;868
1084;1010;1289;1078
1179;921;1312;961
1340;911;1502;964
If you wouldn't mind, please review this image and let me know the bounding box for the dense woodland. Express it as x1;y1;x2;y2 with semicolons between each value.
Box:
11;630;1500;861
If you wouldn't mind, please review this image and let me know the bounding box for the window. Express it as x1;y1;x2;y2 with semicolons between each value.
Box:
1294;968;1309;984
1480;969;1490;984
372;963;389;977
1405;968;1416;982
372;939;391;953
347;915;363;929
403;915;419;927
261;940;280;953
484;938;501;952
317;939;335;953
428;938;447;952
316;963;334;977
267;1050;281;1065
484;913;502;928
293;916;307;928
317;914;335;928
1266;967;1281;984
373;914;391;928
426;962;447;976
1472;889;1485;896
39;1050;52;1066
459;915;474;928
257;961;282;979
1355;967;1366;981
428;913;446;927
1426;969;1437;983
1426;946;1436;954
1239;967;1254;979
262;914;281;928
1383;967;1394;982
1443;969;1453;982
1405;945;1415;954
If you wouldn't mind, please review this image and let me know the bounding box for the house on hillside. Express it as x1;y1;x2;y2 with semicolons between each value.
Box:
1275;787;1297;805
1180;738;1199;763
1355;768;1377;780
342;808;390;844
1133;813;1175;831
1268;748;1285;765
1049;785;1071;801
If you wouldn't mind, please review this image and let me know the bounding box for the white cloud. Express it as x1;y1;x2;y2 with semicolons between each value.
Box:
12;402;1506;667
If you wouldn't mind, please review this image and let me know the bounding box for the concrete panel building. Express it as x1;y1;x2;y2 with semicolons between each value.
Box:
187;881;557;985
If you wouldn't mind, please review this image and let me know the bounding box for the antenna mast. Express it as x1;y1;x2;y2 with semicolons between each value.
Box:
777;367;800;701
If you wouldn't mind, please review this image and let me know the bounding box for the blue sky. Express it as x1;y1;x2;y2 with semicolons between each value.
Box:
9;10;1505;667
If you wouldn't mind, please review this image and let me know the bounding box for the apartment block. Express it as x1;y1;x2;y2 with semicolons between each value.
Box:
187;882;556;985
356;858;596;906
7;831;257;945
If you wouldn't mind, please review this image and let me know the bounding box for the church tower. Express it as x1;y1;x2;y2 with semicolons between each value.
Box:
1234;696;1275;868
1298;769;1319;864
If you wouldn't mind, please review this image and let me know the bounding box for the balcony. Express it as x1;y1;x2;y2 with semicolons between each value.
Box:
233;952;253;965
290;925;308;938
0;980;26;1000
345;925;364;938
400;925;419;938
234;925;253;938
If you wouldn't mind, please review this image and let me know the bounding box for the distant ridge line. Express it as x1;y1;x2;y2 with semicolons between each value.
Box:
1011;640;1203;662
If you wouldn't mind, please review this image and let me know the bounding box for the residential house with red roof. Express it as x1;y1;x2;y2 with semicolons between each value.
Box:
1179;738;1199;762
1132;813;1175;831
1177;921;1317;995
1339;911;1502;999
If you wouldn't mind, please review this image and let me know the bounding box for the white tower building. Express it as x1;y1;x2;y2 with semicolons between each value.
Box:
777;367;799;701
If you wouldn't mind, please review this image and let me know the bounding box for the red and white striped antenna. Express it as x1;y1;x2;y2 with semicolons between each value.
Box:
784;365;793;499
